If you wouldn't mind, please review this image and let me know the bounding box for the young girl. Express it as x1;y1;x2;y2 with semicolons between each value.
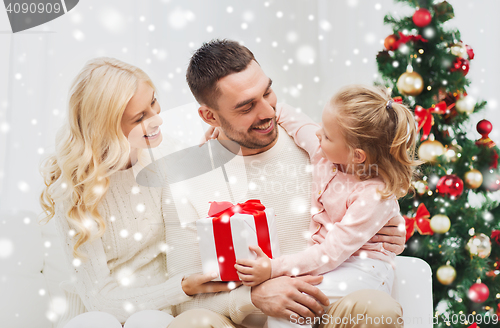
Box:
234;85;419;327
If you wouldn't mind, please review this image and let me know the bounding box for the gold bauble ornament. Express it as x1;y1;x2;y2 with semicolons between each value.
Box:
430;214;451;234
456;96;476;115
464;169;483;189
397;71;424;96
466;233;492;259
436;265;456;285
418;140;445;163
450;43;468;58
413;180;429;195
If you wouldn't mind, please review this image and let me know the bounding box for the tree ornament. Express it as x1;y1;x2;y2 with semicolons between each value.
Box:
468;283;490;303
413;180;429;195
418;140;445;163
465;44;475;60
413;8;432;27
450;57;470;75
397;69;424;96
404;204;433;242
482;171;500;191
476;119;496;148
466;233;492;258
464;169;483;189
430;214;451;234
414;101;448;141
475;119;499;169
436;265;456;285
491;230;500;246
384;34;399;51
450;42;468;58
455;95;475;115
436;174;464;197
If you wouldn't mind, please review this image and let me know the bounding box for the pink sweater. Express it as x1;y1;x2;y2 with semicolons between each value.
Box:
271;103;399;277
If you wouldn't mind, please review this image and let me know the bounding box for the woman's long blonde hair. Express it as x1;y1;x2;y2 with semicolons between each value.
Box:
40;57;156;258
331;85;421;199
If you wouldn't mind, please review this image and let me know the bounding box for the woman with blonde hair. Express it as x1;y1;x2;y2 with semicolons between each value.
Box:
40;57;237;328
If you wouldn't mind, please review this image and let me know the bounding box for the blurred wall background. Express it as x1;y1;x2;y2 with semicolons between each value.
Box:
0;0;499;215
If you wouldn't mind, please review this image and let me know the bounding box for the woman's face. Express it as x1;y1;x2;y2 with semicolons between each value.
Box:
121;80;163;150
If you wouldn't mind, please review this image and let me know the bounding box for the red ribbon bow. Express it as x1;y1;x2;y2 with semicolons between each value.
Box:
492;230;500;246
414;101;449;141
208;199;273;281
391;96;403;105
404;204;434;242
393;32;428;50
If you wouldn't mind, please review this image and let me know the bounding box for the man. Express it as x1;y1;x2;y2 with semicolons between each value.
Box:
163;39;405;328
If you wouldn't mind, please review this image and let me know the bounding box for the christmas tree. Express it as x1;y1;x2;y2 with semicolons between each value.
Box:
376;1;500;327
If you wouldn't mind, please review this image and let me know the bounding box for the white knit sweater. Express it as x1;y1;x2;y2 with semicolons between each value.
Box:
54;166;191;326
163;117;312;324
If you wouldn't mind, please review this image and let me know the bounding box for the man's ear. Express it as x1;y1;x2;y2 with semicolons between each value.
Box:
353;149;366;164
198;105;220;127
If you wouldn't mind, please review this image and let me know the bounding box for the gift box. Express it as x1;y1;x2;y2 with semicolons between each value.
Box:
196;199;280;281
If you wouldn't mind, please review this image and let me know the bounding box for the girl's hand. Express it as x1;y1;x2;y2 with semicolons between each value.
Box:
181;272;241;296
234;245;272;287
198;126;220;146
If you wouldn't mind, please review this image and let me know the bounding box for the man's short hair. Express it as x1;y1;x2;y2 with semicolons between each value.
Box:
186;39;256;109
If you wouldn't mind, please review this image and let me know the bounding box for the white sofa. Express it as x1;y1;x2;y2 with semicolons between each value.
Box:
0;210;433;328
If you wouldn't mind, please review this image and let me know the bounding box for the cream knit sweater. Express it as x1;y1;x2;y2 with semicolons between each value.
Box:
163;113;313;324
54;167;191;327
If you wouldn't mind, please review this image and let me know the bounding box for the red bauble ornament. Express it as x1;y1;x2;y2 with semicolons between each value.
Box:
450;57;470;76
477;119;493;138
413;8;432;27
436;174;464;197
468;283;490;303
384;34;399;51
466;44;475;60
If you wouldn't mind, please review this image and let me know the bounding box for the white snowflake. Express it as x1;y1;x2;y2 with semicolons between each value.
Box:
73;30;85;41
134;232;143;241
0;122;10;133
168;7;195;30
320;20;331;31
296;45;316;65
18;181;30;192
124;302;135;313
286;31;298;43
136;203;145;212
99;8;125;33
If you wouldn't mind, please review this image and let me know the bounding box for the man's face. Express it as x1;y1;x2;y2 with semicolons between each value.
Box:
212;60;278;154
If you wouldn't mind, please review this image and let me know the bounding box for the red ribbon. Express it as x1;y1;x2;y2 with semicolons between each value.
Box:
468;323;477;328
393;32;428;50
492;230;500;246
392;96;403;105
404;204;433;242
209;199;273;281
414;101;448;141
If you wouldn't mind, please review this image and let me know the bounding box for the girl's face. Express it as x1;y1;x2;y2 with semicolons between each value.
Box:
315;103;351;165
121;81;163;150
